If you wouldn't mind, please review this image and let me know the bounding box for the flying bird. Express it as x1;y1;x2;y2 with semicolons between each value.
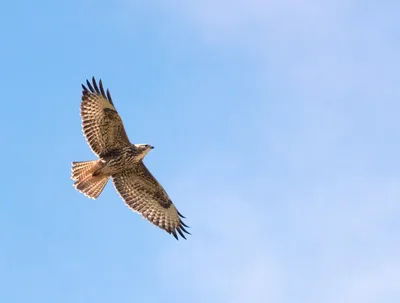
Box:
71;77;189;240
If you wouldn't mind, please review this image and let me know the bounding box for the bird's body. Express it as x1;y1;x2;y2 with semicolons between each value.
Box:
95;145;150;175
71;77;189;240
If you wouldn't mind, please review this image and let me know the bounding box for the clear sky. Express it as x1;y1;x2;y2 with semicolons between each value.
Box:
0;1;399;302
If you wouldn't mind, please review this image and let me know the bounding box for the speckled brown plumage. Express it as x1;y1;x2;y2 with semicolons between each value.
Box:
113;162;189;239
72;77;189;240
81;79;131;156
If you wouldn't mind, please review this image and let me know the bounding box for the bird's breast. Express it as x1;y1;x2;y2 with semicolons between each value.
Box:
100;148;141;175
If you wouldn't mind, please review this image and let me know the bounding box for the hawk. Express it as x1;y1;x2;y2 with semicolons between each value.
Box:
71;77;190;240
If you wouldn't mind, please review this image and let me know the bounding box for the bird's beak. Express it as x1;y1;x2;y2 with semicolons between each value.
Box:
151;146;154;149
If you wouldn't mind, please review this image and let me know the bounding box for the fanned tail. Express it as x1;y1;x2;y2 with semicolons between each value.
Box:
71;160;109;199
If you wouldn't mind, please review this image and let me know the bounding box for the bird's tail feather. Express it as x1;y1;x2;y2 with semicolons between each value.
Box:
71;160;109;199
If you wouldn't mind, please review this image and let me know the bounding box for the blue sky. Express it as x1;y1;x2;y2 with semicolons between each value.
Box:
0;1;399;302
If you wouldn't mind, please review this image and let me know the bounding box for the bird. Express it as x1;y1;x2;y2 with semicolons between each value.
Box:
71;77;190;240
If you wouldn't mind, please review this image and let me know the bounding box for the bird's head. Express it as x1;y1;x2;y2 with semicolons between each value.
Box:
133;144;154;159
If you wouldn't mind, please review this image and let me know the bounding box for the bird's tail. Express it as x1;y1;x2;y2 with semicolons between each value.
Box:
71;160;109;199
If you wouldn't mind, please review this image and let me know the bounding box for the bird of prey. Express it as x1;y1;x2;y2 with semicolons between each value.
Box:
71;77;189;240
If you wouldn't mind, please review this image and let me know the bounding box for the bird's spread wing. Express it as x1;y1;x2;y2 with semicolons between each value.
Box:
112;162;190;240
81;77;131;156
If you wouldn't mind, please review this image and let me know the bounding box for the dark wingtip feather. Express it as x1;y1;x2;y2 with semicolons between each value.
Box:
92;77;100;93
99;79;106;98
180;219;189;228
172;230;179;240
82;77;114;105
86;79;94;92
179;224;191;235
176;227;187;240
106;89;114;105
177;210;186;218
